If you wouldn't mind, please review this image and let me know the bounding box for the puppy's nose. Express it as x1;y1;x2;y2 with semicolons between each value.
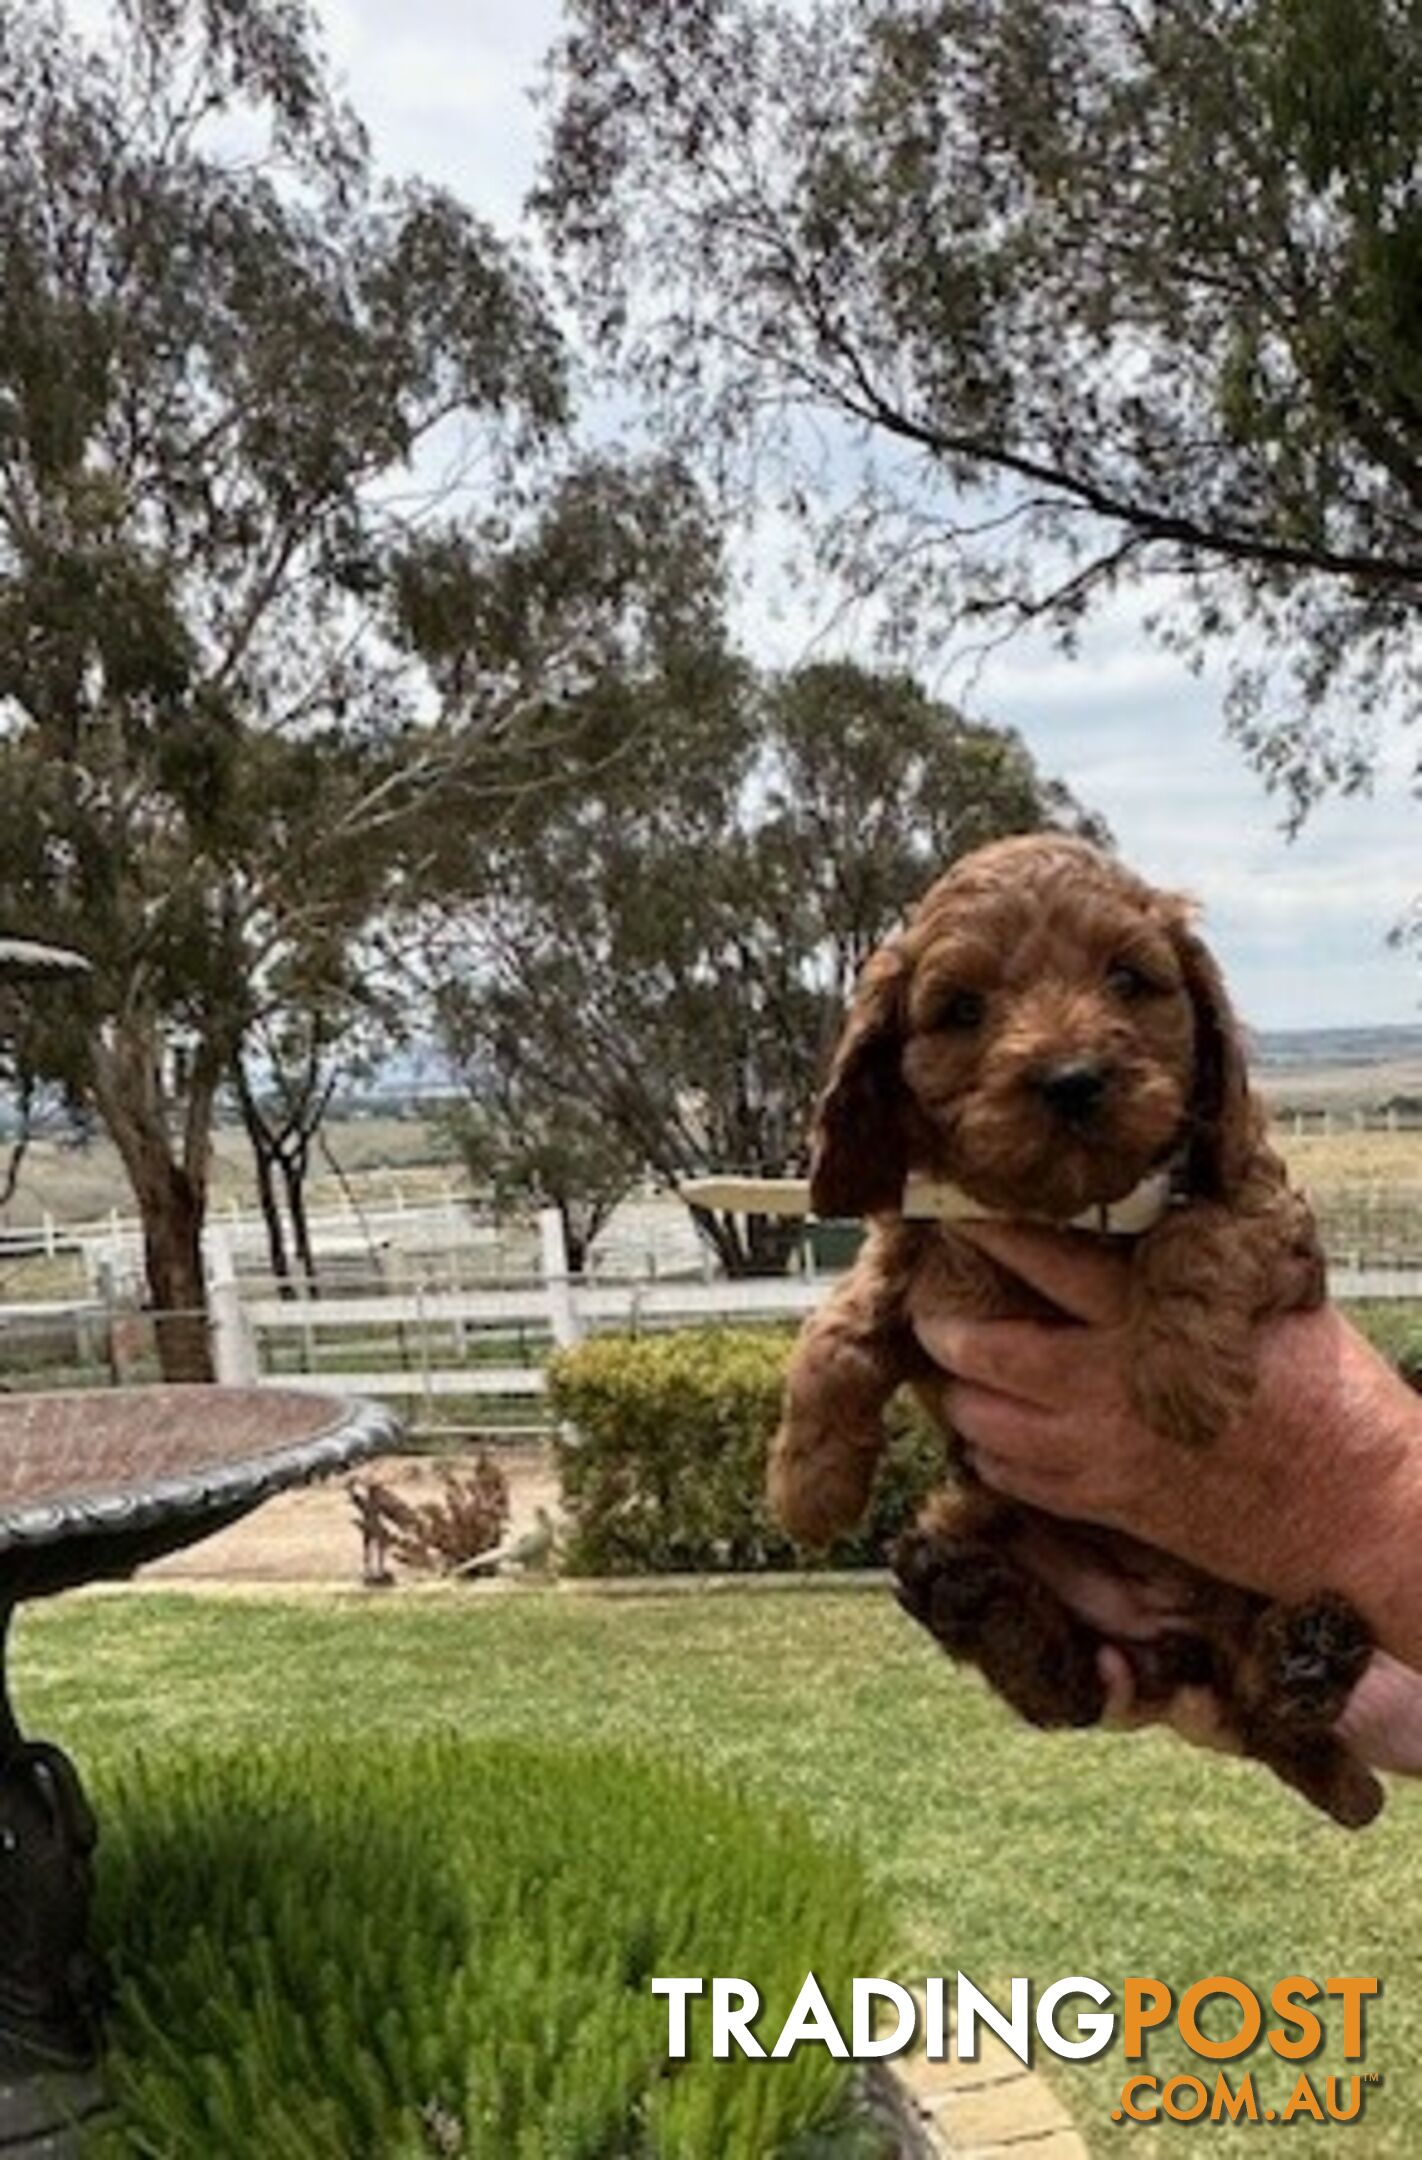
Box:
1035;1058;1109;1120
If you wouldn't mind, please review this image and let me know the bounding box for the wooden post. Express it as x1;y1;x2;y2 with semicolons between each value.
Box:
539;1207;581;1348
207;1227;258;1386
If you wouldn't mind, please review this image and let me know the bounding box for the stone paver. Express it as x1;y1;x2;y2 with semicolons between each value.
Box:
932;2074;1074;2147
883;1994;1089;2159
971;2137;1090;2160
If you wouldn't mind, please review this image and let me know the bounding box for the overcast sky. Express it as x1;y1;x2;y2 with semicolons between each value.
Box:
320;0;1420;1032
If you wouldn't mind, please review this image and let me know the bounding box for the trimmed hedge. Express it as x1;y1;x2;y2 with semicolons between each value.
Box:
547;1306;1422;1578
1345;1299;1422;1386
547;1327;943;1576
88;1738;890;2159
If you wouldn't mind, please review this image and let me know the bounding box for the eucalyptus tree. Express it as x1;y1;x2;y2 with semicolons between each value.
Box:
436;1077;643;1278
443;656;1104;1275
0;0;563;1373
539;0;1422;816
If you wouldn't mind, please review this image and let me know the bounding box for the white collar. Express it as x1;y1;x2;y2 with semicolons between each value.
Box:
680;1167;1178;1236
900;1167;1176;1236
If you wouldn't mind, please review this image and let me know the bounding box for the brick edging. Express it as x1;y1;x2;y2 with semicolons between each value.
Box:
871;1992;1090;2159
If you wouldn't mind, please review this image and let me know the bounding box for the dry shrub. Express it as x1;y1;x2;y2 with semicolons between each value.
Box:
349;1454;510;1576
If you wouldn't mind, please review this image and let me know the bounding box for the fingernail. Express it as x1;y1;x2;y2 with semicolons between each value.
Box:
922;1317;969;1368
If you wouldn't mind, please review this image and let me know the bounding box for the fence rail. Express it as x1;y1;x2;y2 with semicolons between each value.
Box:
2;1199;1419;1427
222;1228;1422;1428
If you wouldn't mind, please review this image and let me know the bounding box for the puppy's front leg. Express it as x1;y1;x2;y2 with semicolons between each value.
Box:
769;1224;926;1547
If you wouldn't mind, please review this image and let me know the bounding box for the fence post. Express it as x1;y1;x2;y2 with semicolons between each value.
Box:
539;1207;582;1348
207;1227;259;1386
416;1278;432;1418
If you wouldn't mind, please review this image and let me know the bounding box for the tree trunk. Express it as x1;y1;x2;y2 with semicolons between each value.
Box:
557;1200;588;1276
745;1210;803;1276
251;1138;293;1296
690;1205;749;1277
234;1071;293;1297
281;1150;319;1297
134;1156;213;1383
92;1025;218;1384
688;1204;802;1278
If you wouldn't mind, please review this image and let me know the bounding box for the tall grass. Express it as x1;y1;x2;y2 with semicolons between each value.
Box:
87;1739;889;2160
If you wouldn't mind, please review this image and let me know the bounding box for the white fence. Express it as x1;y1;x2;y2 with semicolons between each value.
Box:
205;1208;1422;1433
3;1188;1419;1433
1274;1106;1422;1137
0;1182;712;1300
212;1211;827;1427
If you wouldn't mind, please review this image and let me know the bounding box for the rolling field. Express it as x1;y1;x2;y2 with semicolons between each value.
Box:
0;1115;461;1230
3;1106;1420;1231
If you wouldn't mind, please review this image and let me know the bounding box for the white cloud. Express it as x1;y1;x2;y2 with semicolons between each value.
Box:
322;0;565;230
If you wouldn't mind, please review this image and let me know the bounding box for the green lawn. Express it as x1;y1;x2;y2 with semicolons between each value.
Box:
13;1586;1413;2156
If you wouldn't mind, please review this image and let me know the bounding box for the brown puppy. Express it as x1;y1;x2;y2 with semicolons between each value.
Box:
769;833;1381;1827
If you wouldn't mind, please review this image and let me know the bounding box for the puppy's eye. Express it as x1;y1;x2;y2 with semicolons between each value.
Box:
934;988;986;1030
1107;961;1160;1001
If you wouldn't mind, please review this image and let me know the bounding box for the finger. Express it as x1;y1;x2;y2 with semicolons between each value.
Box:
967;1441;1083;1514
1335;1651;1422;1773
1098;1645;1144;1728
952;1220;1132;1325
914;1312;1096;1408
1032;1562;1181;1639
945;1384;1071;1463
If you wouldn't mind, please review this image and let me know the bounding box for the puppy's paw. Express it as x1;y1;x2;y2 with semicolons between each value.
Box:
982;1596;1108;1729
892;1527;1016;1650
893;1526;1106;1728
1328;1758;1386;1831
767;1427;877;1548
1251;1731;1385;1831
1250;1595;1373;1729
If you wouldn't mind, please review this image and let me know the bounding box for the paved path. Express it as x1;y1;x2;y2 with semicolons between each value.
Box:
137;1442;558;1585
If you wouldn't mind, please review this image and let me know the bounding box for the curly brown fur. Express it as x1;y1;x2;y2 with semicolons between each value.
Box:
769;834;1378;1828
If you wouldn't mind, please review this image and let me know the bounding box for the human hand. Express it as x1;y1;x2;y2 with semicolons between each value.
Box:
909;1219;1422;1674
962;1422;1422;1774
1094;1643;1422;1775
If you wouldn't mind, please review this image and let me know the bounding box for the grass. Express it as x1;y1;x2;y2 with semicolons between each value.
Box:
13;1586;1418;2158
1346;1299;1422;1369
1276;1129;1422;1186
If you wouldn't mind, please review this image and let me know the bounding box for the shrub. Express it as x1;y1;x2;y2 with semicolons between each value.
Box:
547;1328;942;1576
88;1740;889;2160
349;1455;511;1578
1343;1299;1422;1383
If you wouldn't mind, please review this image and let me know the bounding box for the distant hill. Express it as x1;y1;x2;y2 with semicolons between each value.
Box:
1252;1024;1422;1072
339;1024;1422;1114
1249;1023;1422;1113
203;1023;1422;1124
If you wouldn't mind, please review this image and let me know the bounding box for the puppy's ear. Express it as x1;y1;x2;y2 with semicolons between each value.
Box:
809;943;910;1217
1167;912;1255;1200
